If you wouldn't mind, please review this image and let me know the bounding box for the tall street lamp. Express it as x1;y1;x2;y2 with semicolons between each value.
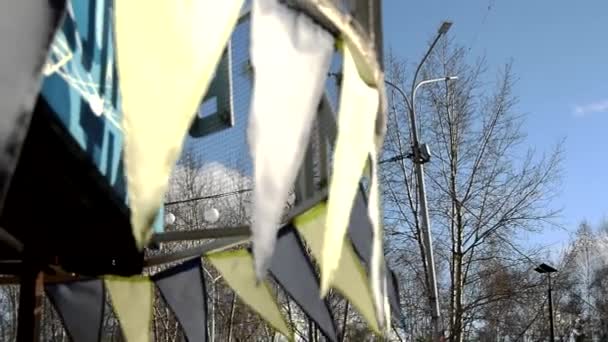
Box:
384;75;457;342
535;263;558;341
408;76;456;342
332;21;454;342
389;21;454;342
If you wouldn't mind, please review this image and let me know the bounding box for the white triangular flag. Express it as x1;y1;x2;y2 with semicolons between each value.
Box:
248;0;334;278
114;0;244;249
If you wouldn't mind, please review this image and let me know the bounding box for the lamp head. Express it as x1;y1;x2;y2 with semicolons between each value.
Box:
438;21;453;35
534;263;558;274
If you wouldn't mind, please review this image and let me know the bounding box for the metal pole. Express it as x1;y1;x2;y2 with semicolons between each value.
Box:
384;78;456;342
408;106;442;342
410;21;452;99
211;281;216;342
412;78;457;342
547;273;555;342
378;21;453;340
408;24;453;341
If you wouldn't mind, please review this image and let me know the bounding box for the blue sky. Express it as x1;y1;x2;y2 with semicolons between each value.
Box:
383;0;608;247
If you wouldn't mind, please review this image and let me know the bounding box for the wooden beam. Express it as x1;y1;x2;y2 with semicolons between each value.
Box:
16;265;44;342
0;260;23;275
0;227;23;253
0;273;90;285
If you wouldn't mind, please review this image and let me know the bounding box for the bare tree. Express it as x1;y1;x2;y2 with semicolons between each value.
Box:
0;285;19;341
381;38;562;341
548;221;608;341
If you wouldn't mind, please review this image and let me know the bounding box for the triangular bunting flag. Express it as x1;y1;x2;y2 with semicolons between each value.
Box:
114;0;244;249
248;0;334;278
322;41;386;327
270;227;338;342
206;249;292;340
367;152;390;330
388;269;403;324
348;190;373;265
105;276;153;342
0;0;66;211
151;258;208;342
294;203;380;334
45;279;104;342
348;190;401;324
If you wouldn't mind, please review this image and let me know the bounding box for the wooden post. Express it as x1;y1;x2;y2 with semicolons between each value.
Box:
16;265;44;342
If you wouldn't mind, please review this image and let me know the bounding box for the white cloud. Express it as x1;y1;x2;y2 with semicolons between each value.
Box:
167;162;254;224
573;99;608;117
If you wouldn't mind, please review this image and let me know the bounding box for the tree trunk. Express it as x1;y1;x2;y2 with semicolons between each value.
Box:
308;318;314;342
227;293;237;342
451;208;465;342
340;300;350;342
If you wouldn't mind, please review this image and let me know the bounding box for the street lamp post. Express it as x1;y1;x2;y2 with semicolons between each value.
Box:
535;263;558;341
385;76;457;342
332;21;454;342
382;21;454;342
409;77;456;342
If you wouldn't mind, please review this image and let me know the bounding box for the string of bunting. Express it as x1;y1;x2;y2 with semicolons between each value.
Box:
9;0;402;340
44;201;402;342
113;0;392;333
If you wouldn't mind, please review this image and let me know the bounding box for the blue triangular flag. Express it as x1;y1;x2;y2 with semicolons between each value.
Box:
270;227;338;342
46;279;104;342
348;190;403;322
152;258;208;342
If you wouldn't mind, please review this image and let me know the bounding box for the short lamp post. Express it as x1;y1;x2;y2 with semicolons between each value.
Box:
534;263;558;341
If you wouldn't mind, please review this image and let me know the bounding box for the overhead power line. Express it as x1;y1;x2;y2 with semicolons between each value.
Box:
164;188;253;206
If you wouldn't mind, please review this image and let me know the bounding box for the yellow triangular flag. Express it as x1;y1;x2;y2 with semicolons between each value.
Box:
105;276;153;342
206;251;293;340
295;203;380;334
321;42;379;293
114;0;244;249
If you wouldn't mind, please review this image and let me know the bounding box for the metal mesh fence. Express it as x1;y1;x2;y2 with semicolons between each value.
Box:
164;1;382;229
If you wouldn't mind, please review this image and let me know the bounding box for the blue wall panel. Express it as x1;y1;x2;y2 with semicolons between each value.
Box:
41;1;164;233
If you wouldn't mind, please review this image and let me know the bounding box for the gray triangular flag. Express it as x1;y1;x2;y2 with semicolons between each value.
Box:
45;279;104;342
152;258;207;342
348;189;403;322
248;0;334;278
388;270;403;326
270;227;338;342
0;0;66;211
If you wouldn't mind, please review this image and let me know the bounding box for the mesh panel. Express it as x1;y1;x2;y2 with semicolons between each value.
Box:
165;1;382;229
165;15;254;229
